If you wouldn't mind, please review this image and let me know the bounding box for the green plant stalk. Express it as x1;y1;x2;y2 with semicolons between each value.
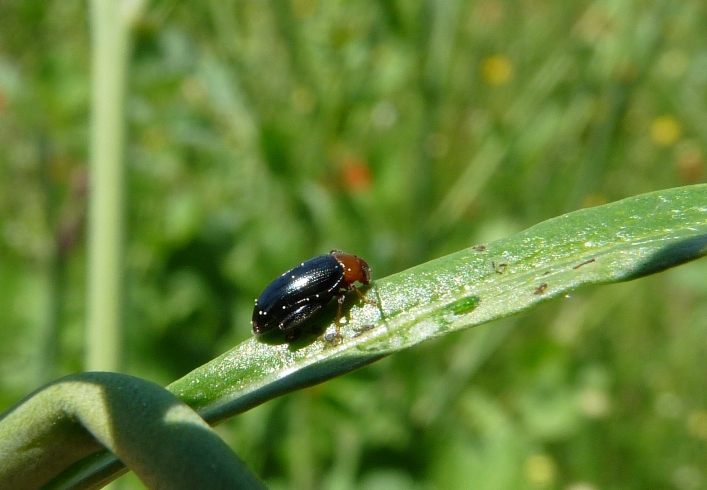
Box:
15;184;707;489
86;0;130;372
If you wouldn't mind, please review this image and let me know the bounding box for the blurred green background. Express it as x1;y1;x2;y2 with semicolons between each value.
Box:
1;0;707;489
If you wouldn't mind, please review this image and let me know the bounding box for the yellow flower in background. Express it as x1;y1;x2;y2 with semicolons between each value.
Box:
687;410;707;440
524;453;557;488
481;54;513;85
650;115;682;146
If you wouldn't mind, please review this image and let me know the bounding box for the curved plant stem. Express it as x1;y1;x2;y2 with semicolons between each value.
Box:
0;373;265;489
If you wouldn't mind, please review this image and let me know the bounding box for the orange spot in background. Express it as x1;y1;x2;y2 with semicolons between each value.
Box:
341;159;372;193
674;141;704;183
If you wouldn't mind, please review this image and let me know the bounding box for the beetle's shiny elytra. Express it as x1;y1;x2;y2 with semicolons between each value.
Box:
251;250;372;336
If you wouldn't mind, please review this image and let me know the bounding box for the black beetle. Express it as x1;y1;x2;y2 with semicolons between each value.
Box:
251;250;374;338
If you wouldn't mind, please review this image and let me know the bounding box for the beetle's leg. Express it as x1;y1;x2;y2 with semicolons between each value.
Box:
328;287;376;343
335;293;346;325
334;287;377;324
351;285;378;307
318;295;347;344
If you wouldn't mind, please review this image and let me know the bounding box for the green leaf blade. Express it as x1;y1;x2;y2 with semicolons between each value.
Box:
48;185;707;489
172;184;707;424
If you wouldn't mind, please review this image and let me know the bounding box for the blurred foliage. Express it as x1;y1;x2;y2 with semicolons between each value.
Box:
1;0;707;489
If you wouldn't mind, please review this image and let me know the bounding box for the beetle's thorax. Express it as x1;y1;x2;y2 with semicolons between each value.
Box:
331;252;371;285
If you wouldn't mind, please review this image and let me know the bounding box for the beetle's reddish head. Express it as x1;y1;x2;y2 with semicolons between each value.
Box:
330;251;371;286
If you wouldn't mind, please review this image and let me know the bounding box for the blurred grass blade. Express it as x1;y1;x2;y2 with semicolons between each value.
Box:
47;184;707;489
86;0;130;372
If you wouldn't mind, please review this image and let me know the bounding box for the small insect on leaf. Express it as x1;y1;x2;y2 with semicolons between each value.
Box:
251;250;374;340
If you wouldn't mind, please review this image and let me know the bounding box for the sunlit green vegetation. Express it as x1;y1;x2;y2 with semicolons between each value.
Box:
1;1;706;489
